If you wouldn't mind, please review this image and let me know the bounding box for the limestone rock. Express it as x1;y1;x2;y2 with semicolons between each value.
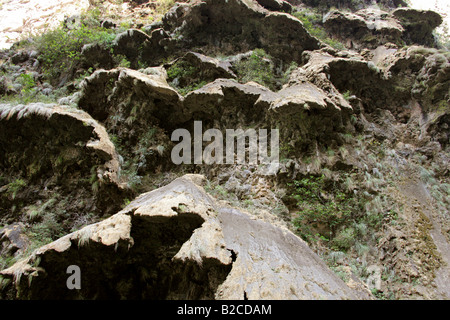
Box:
78;67;182;174
181;51;237;80
183;78;275;128
0;0;90;50
381;46;450;112
299;0;407;10
0;223;29;257
393;8;443;47
161;1;191;31
1;175;370;300
267;76;352;153
112;29;152;68
165;51;236;94
80;43;115;70
78;67;182;127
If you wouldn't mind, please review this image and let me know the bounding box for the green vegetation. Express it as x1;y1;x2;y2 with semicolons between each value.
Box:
292;10;346;51
110;126;167;193
290;165;398;250
36;22;116;82
0;193;74;270
233;49;297;91
342;90;352;101
5;179;27;200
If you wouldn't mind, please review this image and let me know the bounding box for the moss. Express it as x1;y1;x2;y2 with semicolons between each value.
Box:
233;49;276;89
166;60;208;96
292;10;345;51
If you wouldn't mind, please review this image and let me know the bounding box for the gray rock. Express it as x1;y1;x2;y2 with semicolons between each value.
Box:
0;175;371;300
100;19;116;29
0;223;29;256
142;20;163;34
323;8;404;49
0;102;125;216
140;0;321;66
40;88;52;96
81;42;114;69
112;29;152;66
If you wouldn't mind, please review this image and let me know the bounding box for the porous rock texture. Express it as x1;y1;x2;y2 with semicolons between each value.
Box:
0;0;449;301
0;175;370;299
78;65;354;156
393;8;443;47
0;103;127;240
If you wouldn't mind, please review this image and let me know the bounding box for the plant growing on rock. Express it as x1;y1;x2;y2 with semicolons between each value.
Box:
166;60;208;95
35;21;116;85
5;179;27;200
233;49;277;90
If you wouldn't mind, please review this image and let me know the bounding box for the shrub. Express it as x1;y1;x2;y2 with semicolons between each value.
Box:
292;10;346;51
331;227;356;251
17;73;37;103
36;22;116;84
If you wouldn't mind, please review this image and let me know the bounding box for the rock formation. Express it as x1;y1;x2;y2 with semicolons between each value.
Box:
0;0;449;301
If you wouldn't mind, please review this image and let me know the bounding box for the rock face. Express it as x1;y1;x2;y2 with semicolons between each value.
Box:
381;46;450;112
323;8;404;49
299;0;407;10
0;223;29;257
0;0;90;50
78;65;354;161
0;175;370;300
0;103;126;228
255;0;292;12
393;8;443;47
78;67;182;129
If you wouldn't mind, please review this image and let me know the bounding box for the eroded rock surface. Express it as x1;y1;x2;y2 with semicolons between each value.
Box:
0;0;448;302
324;7;443;49
0;103;126;231
0;175;370;300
